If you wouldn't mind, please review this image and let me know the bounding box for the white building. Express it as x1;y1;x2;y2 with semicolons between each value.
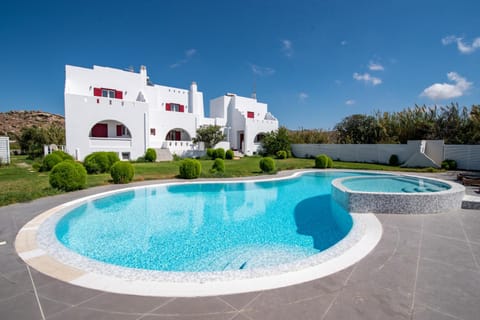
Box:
64;65;278;161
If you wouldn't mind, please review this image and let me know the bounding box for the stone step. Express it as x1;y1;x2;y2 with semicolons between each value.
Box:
154;148;173;162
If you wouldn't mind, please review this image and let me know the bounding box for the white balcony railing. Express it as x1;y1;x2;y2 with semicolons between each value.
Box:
89;137;132;148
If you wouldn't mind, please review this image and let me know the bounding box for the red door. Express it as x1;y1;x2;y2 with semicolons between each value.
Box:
92;123;108;137
175;131;181;141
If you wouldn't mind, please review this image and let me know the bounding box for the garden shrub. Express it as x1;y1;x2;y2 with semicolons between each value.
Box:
259;157;276;173
49;161;87;191
206;148;215;159
389;154;400;166
225;149;234;160
40;151;74;172
315;154;332;169
179;158;202;179
214;148;226;160
40;153;62;172
276;150;287;159
211;158;225;173
84;151;119;174
145;148;157;162
441;159;457;170
110;161;135;184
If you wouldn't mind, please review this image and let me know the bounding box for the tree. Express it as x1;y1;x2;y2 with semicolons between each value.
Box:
261;126;291;155
193;125;225;149
334;114;382;144
18;126;48;159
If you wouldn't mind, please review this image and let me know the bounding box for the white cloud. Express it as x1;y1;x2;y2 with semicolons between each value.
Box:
353;72;382;86
345;99;355;105
442;35;480;54
299;92;308;101
170;48;197;68
281;39;293;57
368;61;384;71
250;64;275;76
421;72;472;100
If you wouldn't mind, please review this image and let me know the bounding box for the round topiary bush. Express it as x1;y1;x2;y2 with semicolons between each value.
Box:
389;154;400;166
259;157;276;173
206;148;215;159
144;148;157;162
84;152;118;174
49;161;87;191
211;158;225;173
315;154;330;169
110;161;135;184
326;156;333;168
179;158;202;179
214;148;226;160
225;149;234;160
276;150;287;159
40;153;63;172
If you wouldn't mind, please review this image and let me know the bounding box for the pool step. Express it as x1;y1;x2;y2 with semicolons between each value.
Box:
462;195;480;210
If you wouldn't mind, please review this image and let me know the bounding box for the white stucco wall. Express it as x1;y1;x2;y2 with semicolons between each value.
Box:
0;136;10;164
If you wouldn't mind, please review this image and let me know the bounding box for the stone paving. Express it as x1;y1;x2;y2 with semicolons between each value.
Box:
1;174;480;320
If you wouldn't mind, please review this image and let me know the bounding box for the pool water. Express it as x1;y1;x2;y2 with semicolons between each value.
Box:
55;172;361;272
341;176;450;193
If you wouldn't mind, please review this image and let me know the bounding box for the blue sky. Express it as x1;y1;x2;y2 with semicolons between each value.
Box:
1;0;479;129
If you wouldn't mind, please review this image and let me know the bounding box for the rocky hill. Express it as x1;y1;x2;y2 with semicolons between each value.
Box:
0;110;65;138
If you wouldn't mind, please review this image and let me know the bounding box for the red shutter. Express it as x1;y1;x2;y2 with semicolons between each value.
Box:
179;105;184;112
247;111;254;119
93;88;101;96
166;103;171;111
175;131;181;141
92;123;108;137
115;90;123;99
116;125;123;136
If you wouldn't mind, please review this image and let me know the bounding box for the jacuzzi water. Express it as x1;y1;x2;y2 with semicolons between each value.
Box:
55;172;367;272
341;175;451;193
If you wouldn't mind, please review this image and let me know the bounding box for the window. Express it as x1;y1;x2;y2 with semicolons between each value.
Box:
91;123;108;137
121;152;130;160
166;130;182;141
93;87;123;99
165;103;185;112
150;128;156;136
247;111;254;119
102;89;116;98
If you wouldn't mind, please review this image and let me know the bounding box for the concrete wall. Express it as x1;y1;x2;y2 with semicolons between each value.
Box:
0;136;10;164
292;143;480;171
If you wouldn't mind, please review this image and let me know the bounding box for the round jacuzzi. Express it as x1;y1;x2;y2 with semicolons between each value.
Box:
332;174;465;214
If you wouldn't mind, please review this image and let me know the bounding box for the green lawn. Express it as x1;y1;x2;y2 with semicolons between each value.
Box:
0;155;441;207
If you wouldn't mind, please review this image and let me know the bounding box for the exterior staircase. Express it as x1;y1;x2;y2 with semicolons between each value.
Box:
155;148;173;161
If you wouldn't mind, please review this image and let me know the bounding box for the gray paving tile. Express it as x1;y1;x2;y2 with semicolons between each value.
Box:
323;282;413;320
412;304;459;320
415;257;480;320
421;232;477;270
0;267;52;301
78;292;171;314
244;293;336;320
469;241;480;271
139;313;236;320
0;246;27;274
0;292;42;320
422;212;466;240
217;291;262;310
37;280;103;306
459;211;480;244
47;306;139;320
376;213;424;232
152;297;236;315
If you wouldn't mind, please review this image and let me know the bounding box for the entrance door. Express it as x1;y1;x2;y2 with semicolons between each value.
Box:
239;133;244;152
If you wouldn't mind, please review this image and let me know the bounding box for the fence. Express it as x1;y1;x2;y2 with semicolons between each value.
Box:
292;142;480;171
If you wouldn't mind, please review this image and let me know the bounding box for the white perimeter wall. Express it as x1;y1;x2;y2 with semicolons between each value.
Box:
292;143;480;171
0;136;10;164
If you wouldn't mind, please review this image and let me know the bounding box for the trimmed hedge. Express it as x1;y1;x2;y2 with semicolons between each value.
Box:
84;151;119;174
179;158;202;179
441;159;457;170
225;149;234;160
214;148;226;160
211;158;225;173
49;161;87;191
389;154;400;166
206;148;215;159
315;154;333;169
110;161;135;184
145;148;157;162
40;151;74;172
276;150;287;159
259;157;276;173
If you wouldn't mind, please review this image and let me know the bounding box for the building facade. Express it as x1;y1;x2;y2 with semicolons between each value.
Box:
64;65;278;161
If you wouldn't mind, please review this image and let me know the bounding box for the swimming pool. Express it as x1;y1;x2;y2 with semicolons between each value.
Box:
17;170;384;296
55;172;359;272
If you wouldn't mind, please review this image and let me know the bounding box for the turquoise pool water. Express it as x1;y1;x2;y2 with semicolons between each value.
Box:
341;176;450;193
55;172;363;272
